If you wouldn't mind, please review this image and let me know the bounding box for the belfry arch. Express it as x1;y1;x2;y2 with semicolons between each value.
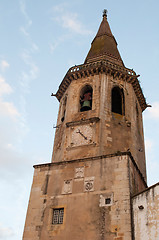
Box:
80;85;93;112
111;86;125;115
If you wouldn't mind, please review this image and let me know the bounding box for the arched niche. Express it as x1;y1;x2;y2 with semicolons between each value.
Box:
80;85;93;112
111;86;125;115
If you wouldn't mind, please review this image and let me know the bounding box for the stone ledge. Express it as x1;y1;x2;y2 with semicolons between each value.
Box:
66;117;100;127
55;60;147;112
33;151;147;188
132;182;159;199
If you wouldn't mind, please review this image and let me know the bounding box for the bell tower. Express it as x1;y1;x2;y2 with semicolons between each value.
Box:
23;11;148;240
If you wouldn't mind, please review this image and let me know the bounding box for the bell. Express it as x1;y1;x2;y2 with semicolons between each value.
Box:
80;100;91;112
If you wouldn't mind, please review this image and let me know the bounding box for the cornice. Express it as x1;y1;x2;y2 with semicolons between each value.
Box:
54;60;147;112
66;117;100;127
33;151;147;188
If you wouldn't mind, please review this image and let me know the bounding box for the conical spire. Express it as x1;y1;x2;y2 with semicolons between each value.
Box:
85;10;124;66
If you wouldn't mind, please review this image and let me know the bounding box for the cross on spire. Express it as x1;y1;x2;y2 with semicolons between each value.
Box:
103;9;108;18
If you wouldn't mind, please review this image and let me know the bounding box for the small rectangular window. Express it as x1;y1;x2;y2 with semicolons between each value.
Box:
105;198;111;205
52;208;64;225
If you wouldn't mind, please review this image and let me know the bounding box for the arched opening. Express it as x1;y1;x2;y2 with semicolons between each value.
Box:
111;87;124;115
136;103;139;119
136;102;140;135
61;95;67;122
80;85;93;112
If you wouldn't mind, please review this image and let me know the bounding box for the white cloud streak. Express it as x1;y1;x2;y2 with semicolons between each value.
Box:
21;50;38;79
0;100;19;118
0;76;12;96
60;13;92;35
50;5;92;53
49;34;69;54
0;76;26;170
19;0;39;84
52;4;92;35
19;0;32;32
19;0;39;126
0;60;10;71
19;0;39;52
0;76;19;118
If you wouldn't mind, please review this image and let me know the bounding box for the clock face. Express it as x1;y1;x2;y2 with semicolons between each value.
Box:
71;125;93;146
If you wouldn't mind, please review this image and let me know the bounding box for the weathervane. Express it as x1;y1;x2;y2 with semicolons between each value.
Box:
103;9;108;18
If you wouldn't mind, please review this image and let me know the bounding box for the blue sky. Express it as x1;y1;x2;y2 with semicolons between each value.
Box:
0;0;159;239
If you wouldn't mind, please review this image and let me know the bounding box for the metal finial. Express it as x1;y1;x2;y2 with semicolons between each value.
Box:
103;9;108;18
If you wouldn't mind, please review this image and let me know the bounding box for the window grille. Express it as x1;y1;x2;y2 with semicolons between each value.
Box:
52;208;64;225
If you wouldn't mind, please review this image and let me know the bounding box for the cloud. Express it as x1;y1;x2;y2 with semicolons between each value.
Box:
19;0;32;29
61;13;92;35
0;100;19;118
19;0;38;52
19;0;39;90
52;4;92;35
0;60;10;71
20;26;30;37
146;102;159;119
50;5;92;53
50;42;59;53
0;223;14;239
20;50;38;96
0;105;29;181
0;76;19;119
52;2;67;13
49;34;69;53
0;75;29;178
0;76;12;96
21;50;38;79
18;0;38;147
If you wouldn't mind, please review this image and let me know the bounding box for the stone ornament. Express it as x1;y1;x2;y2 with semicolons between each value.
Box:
84;177;94;192
85;182;93;191
75;167;84;179
62;179;73;194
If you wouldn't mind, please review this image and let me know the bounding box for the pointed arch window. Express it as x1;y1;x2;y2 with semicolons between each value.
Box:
80;85;93;112
111;87;124;115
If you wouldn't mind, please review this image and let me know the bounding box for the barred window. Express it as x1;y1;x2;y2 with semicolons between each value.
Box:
52;208;64;225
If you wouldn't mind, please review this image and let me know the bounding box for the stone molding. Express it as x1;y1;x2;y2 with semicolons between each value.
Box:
33;151;147;189
54;60;147;111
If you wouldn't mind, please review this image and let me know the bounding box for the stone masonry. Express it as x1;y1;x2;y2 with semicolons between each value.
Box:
22;11;157;240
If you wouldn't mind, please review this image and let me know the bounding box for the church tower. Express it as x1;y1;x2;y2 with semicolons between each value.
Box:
23;11;148;240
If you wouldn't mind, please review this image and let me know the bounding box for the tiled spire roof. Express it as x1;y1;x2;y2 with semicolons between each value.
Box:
54;11;147;112
85;10;124;66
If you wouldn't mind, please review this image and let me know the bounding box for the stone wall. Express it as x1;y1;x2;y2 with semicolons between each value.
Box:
52;73;147;181
133;183;159;240
23;154;134;240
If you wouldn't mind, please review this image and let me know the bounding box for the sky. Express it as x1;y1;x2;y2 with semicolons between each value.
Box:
0;0;159;239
